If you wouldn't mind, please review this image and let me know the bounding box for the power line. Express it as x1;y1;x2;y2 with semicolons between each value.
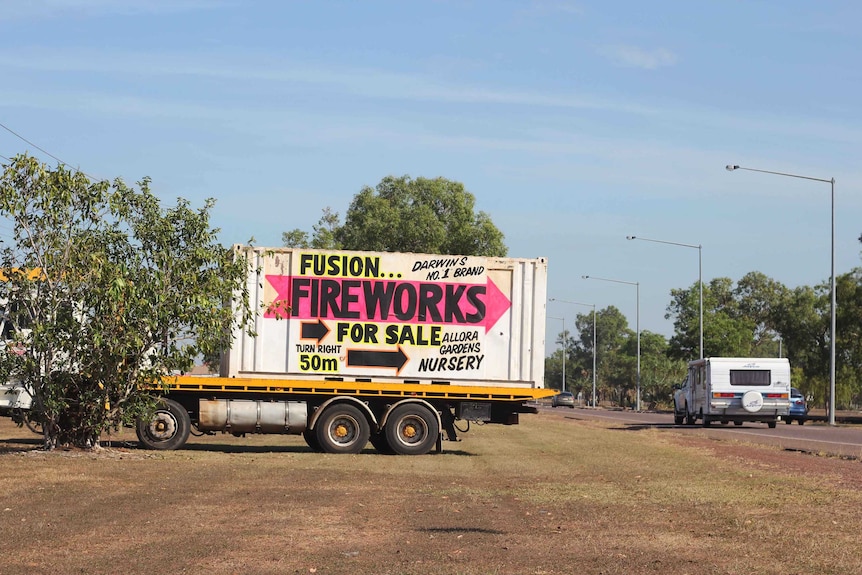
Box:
0;125;96;245
0;121;99;181
0;121;72;168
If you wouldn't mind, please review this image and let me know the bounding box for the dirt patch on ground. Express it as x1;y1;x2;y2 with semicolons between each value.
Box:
664;431;862;490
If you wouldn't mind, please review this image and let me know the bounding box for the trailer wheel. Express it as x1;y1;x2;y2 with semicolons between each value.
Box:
385;404;439;456
315;404;370;454
303;429;323;452
370;433;394;454
136;399;190;450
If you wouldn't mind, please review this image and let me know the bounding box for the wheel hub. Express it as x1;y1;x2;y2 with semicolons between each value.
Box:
149;414;177;440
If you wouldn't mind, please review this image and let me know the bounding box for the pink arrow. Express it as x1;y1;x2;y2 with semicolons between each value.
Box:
264;273;511;331
482;277;511;332
264;274;292;319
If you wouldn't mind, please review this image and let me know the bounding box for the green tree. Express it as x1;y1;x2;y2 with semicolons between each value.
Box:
0;155;253;450
568;306;633;406
772;283;830;406
281;228;309;248
282;207;341;249
734;271;788;356
666;277;757;360
549;306;683;408
835;269;862;407
637;332;686;409
285;176;507;256
543;333;570;392
311;207;341;249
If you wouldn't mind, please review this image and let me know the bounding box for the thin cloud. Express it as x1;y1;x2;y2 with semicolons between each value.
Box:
7;46;858;147
2;49;860;166
527;0;584;16
0;47;664;118
598;45;678;70
0;0;230;21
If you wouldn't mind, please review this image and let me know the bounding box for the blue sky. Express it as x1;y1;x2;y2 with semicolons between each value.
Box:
1;0;860;354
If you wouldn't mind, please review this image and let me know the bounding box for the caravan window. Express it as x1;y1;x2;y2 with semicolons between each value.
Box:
729;369;770;386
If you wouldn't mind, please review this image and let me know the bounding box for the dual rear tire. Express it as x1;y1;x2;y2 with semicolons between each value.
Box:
383;404;439;456
309;402;439;456
314;404;370;454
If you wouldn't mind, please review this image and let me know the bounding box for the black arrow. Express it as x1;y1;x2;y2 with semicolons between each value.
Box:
300;319;330;342
348;347;409;372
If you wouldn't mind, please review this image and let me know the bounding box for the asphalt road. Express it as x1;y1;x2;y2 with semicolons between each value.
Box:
540;405;862;460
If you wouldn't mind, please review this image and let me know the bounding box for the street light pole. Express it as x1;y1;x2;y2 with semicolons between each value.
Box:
548;315;566;392
627;235;703;359
582;275;640;411
726;163;836;426
550;298;597;408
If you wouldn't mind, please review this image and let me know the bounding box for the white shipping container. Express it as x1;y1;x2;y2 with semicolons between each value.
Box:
224;246;548;388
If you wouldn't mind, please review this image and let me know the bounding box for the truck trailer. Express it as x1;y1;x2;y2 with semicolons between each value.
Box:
136;246;554;455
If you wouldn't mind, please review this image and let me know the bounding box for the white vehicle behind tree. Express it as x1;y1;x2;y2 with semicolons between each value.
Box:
673;357;791;428
0;288;40;434
0;376;38;432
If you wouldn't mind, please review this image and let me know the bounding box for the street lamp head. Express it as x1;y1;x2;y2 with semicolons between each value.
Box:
626;235;636;240
581;275;590;279
726;164;739;171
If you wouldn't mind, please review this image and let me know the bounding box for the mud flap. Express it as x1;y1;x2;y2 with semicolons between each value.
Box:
440;406;459;442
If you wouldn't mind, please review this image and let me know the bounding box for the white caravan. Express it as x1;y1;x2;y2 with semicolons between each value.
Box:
673;357;791;428
0;310;36;428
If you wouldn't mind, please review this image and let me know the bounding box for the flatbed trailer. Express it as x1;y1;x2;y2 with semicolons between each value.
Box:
138;375;556;455
137;245;552;455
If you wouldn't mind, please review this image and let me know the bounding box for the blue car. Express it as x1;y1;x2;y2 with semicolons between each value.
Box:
786;387;808;425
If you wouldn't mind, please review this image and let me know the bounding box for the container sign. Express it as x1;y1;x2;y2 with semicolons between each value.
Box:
261;251;513;379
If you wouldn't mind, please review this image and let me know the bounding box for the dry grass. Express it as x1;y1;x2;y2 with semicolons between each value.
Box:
0;413;860;575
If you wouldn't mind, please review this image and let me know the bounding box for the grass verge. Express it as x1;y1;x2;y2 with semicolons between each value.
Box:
0;413;859;575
